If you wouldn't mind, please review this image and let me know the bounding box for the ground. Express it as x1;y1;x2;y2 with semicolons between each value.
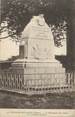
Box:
0;91;75;109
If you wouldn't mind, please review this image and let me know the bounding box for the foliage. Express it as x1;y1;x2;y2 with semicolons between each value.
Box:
51;21;67;47
1;0;68;46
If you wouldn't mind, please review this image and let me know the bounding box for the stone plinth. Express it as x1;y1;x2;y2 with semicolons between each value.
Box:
12;60;66;90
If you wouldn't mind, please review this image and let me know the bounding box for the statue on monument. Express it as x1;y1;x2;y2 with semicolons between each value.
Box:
20;14;55;61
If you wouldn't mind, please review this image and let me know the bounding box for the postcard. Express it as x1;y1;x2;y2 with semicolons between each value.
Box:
0;0;75;116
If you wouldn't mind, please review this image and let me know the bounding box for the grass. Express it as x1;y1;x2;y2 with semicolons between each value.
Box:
0;90;75;109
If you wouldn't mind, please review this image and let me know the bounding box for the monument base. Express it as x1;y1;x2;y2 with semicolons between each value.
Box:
11;59;66;94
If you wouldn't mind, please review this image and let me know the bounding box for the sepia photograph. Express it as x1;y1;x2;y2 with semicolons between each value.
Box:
0;0;75;109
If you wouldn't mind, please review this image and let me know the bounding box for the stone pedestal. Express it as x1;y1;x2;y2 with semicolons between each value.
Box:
12;15;66;92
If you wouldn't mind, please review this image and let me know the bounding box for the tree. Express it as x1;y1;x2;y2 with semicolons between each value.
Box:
1;0;69;46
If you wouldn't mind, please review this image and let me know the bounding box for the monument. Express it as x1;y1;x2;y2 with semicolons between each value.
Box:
12;14;66;94
20;14;55;60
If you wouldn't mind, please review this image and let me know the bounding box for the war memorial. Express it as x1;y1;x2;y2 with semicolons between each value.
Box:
0;14;75;95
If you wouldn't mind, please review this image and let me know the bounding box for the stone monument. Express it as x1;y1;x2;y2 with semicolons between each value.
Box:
12;14;66;94
20;14;55;61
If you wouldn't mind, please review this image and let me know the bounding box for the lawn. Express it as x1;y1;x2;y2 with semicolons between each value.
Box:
0;91;75;109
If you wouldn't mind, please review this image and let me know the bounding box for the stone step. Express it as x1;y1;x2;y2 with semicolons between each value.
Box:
12;67;65;74
12;61;63;68
23;74;66;85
